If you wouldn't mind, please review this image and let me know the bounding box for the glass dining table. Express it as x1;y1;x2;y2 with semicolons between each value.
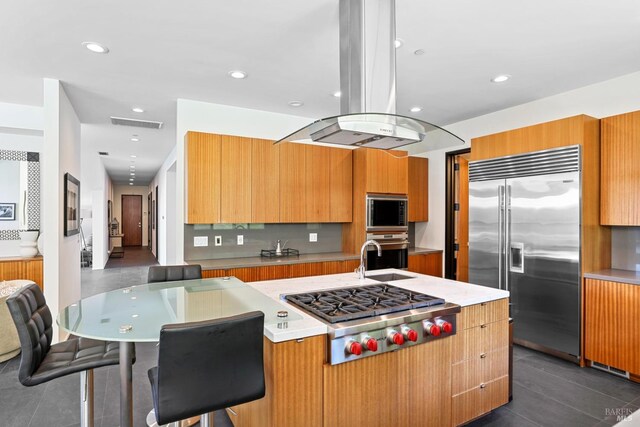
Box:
57;276;301;427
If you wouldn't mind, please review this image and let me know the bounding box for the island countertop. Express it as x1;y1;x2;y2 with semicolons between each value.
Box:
251;268;509;342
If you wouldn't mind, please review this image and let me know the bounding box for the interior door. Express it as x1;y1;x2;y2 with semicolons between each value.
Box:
468;178;504;289
507;172;580;356
122;195;142;246
456;156;469;282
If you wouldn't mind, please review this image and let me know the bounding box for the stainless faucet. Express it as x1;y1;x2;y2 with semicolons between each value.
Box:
356;239;382;279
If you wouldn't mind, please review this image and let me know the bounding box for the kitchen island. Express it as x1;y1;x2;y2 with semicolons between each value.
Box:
230;269;510;427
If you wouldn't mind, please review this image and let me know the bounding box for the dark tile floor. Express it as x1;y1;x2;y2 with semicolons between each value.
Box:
1;265;639;426
104;246;158;269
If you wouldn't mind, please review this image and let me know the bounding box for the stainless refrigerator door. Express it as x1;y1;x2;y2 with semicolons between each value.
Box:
506;172;580;357
469;179;505;289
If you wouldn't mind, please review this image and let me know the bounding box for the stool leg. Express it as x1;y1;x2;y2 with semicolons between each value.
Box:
80;369;94;427
200;412;214;427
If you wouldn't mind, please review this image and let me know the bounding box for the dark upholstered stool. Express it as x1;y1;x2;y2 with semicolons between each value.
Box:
147;265;202;283
147;311;265;427
6;283;134;427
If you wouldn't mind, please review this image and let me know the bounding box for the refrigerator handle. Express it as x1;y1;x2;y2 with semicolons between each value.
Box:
498;185;505;290
505;185;512;292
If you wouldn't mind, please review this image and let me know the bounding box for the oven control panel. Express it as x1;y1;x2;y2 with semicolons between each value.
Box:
329;314;457;365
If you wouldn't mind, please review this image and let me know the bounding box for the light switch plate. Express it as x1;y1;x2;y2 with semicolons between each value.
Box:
237;235;244;245
309;233;318;242
214;236;222;246
194;236;208;247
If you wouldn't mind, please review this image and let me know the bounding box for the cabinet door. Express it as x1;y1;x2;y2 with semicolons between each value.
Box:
364;148;408;194
601;111;640;225
407;252;442;277
329;147;353;222
279;143;307;223
305;144;331;222
252;138;280;223
408;157;428;221
185;132;221;224
220;135;252;223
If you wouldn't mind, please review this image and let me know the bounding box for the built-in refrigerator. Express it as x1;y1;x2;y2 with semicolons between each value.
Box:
468;146;581;360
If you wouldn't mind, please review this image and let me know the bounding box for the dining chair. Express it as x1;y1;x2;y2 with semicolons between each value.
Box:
147;264;202;283
147;311;265;427
6;283;135;427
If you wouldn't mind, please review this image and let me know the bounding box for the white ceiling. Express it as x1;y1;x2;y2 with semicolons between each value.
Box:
2;0;640;184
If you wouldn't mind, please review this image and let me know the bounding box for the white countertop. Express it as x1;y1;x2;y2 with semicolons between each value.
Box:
251;268;509;343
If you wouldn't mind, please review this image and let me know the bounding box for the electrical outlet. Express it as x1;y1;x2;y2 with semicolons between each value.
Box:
194;236;208;247
214;236;222;246
237;235;244;245
309;233;318;242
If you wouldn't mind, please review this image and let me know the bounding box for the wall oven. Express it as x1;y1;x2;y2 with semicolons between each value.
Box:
366;232;409;270
366;194;408;231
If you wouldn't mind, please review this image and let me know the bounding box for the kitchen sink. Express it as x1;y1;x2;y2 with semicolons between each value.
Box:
366;273;415;282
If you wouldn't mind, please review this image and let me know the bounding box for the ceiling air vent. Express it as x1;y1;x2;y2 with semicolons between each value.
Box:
98;151;109;156
110;116;164;129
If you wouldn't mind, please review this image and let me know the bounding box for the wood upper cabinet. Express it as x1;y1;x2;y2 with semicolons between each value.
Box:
362;148;408;194
305;144;331;222
185;131;221;224
279;142;308;223
251;138;280;223
600;110;640;225
220;135;252;223
408;157;428;222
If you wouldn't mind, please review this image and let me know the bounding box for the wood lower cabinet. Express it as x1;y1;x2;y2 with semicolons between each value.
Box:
408;252;443;277
228;335;324;427
0;256;44;290
600;110;640;225
585;279;640;376
201;259;360;282
408;157;428;222
450;299;509;426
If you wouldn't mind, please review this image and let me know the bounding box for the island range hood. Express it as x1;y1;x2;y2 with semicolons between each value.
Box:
276;0;464;150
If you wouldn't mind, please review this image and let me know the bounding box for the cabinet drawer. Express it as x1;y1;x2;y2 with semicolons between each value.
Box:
458;299;509;330
451;376;509;426
452;347;509;395
451;319;509;363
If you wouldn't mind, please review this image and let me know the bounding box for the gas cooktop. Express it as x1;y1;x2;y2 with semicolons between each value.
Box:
284;284;445;324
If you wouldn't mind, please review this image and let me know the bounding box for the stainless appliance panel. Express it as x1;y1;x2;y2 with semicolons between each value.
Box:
366;194;408;231
507;172;581;357
469;179;504;289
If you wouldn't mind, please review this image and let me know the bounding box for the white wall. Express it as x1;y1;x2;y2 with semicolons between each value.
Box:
160;99;313;265
410;70;640;256
91;161;114;270
112;185;149;246
148;147;176;264
43;79;82;341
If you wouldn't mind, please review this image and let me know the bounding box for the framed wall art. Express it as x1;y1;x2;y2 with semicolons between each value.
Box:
0;203;16;221
64;173;80;236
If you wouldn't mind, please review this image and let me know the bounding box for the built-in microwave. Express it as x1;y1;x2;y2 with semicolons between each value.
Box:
366;194;408;231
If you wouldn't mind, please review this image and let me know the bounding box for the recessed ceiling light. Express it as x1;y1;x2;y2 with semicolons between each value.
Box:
81;42;109;54
414;49;425;56
130;155;137;158
288;101;304;107
410;106;422;113
333;91;341;98
131;137;139;142
129;183;133;186
130;173;135;176
228;70;247;79
394;38;404;48
131;107;144;113
491;74;511;83
129;178;134;181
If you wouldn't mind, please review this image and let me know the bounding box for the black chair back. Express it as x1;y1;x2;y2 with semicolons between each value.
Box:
147;265;202;283
152;311;265;424
5;283;53;386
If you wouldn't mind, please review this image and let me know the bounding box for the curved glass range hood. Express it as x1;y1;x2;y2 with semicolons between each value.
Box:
276;112;464;151
276;0;465;151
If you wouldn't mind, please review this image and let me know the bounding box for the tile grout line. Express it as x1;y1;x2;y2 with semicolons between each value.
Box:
27;382;47;427
513;378;609;422
502;406;543;427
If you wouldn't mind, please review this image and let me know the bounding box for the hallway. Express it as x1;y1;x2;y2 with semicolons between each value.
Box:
104;246;158;269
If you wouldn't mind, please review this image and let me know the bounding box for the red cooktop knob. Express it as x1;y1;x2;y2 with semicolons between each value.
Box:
347;341;363;356
364;337;378;352
424;321;441;337
440;321;453;334
391;332;405;346
406;329;418;342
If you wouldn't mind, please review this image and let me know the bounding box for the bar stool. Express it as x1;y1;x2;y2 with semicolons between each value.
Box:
147;311;265;427
6;283;134;427
147;265;202;283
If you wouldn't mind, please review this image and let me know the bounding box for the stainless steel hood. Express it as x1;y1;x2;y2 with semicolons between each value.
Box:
276;0;464;151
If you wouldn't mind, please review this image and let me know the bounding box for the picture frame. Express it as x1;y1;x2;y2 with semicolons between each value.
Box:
0;203;16;221
64;173;80;236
